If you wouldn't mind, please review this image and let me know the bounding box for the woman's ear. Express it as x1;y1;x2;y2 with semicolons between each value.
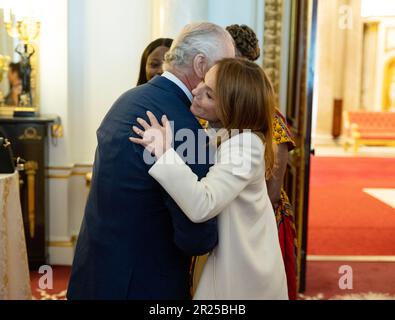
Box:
192;54;208;80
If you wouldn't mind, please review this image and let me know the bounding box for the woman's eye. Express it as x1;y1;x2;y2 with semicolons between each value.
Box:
206;92;212;99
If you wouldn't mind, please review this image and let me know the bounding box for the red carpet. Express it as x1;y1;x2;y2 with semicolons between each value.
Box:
303;261;395;299
30;263;395;300
308;156;395;256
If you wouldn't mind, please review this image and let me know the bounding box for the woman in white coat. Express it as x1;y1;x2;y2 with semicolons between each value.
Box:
130;58;288;300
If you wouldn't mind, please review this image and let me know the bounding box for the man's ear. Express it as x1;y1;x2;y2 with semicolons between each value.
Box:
192;54;207;80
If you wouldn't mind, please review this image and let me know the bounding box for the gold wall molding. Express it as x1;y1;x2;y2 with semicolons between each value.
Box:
45;163;93;180
263;0;284;99
71;172;89;177
47;236;77;248
46;173;89;179
74;164;94;168
46;164;93;170
46;166;73;171
47;241;73;248
45;174;71;179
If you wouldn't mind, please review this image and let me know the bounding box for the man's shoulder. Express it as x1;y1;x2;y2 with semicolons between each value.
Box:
112;80;184;112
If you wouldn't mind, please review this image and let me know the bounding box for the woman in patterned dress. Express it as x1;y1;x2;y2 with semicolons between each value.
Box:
269;110;298;300
226;24;298;300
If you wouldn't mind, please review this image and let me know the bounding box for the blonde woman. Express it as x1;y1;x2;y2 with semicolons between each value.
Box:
226;24;299;300
130;58;288;300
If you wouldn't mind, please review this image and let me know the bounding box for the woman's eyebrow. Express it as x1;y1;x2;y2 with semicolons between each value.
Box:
202;79;214;93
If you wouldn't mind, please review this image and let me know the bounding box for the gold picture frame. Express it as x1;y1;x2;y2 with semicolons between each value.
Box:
0;9;40;117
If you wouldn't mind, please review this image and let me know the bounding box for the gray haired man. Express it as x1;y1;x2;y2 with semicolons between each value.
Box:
67;23;235;300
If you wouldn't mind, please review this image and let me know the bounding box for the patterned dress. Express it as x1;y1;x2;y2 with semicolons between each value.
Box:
272;110;298;300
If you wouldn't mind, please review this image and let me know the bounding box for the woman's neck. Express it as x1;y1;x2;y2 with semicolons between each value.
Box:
208;121;222;130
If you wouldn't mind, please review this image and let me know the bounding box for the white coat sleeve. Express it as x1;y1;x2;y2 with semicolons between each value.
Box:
148;133;264;223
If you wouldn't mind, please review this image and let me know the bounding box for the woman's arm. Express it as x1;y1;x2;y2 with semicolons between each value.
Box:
267;143;288;205
148;133;264;223
130;111;264;223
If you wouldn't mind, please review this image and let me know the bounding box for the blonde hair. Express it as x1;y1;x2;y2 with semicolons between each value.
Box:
214;58;275;178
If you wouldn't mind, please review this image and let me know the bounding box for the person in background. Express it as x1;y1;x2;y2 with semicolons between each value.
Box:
136;38;173;86
226;23;298;300
5;62;22;106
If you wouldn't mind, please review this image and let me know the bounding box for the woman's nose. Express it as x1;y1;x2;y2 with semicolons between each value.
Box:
192;83;203;97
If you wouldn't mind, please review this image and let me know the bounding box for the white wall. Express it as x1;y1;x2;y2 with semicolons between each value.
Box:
152;0;209;39
33;0;154;264
39;0;70;165
208;0;265;66
152;0;265;64
68;0;152;165
67;0;266;165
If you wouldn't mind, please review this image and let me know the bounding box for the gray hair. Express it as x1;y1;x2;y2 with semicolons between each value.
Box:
163;22;234;72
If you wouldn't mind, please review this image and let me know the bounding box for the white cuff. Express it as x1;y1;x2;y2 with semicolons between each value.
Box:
148;148;185;176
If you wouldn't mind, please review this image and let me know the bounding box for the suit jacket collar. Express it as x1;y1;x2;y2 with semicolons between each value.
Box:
148;76;192;109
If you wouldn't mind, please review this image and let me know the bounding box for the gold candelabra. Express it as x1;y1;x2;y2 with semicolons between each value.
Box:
5;17;41;44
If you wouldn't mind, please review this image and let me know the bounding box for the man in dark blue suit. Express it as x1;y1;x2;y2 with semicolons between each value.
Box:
67;23;235;300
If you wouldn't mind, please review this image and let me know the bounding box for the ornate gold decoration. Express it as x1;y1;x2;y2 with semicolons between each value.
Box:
18;127;42;141
5;19;41;45
0;55;11;107
263;0;284;100
25;161;38;238
0;55;11;83
51;124;64;138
